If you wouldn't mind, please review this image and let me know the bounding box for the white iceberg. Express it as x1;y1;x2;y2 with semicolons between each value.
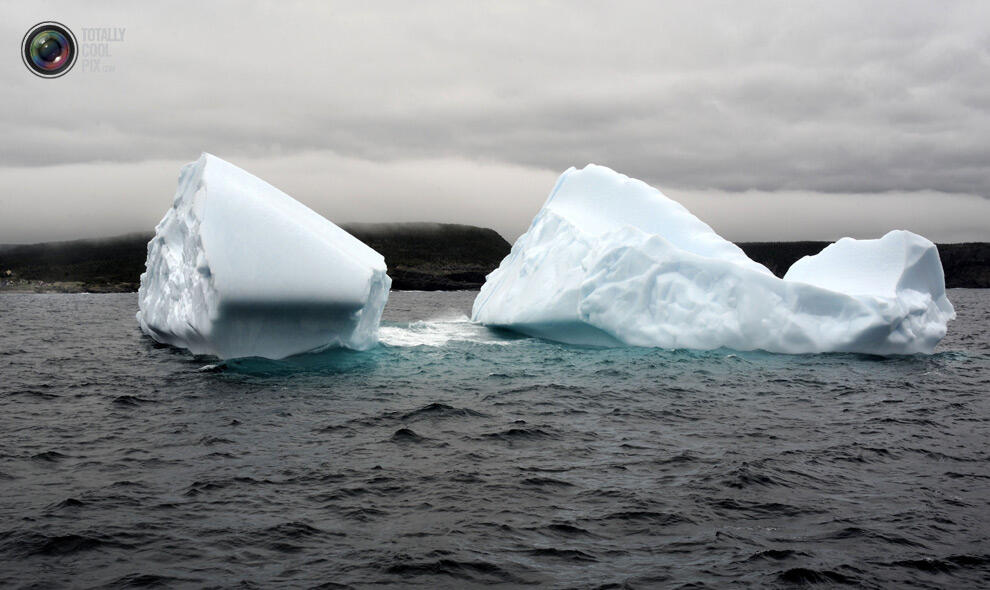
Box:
137;153;390;359
472;165;954;355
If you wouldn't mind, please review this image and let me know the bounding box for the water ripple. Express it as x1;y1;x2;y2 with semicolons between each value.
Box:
0;290;988;588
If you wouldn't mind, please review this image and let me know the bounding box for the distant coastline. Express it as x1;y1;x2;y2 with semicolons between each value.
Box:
1;225;987;293
0;224;512;294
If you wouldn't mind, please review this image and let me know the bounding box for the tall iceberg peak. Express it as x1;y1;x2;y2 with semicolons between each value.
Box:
137;153;391;359
472;164;954;355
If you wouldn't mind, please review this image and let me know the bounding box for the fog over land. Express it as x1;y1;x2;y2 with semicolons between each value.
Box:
2;1;989;243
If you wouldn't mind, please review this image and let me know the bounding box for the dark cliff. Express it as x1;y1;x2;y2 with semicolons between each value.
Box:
343;223;510;290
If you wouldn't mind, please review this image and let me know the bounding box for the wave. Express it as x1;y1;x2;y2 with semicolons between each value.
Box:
378;316;516;347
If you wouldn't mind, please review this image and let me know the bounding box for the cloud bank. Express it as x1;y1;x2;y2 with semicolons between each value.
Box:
2;1;988;243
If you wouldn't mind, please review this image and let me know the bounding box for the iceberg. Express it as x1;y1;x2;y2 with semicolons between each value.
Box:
137;153;390;359
472;165;954;355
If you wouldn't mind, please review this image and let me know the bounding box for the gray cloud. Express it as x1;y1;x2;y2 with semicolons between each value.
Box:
1;1;989;243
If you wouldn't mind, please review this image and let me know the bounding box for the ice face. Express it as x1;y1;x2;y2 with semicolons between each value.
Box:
472;165;955;355
136;153;391;359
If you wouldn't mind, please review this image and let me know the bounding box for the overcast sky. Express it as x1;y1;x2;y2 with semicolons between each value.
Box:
2;1;989;243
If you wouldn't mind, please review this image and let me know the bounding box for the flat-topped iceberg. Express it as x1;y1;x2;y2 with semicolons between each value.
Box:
472;165;954;355
137;153;390;359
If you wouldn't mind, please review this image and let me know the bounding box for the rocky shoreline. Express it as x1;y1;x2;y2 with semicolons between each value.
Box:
0;279;139;294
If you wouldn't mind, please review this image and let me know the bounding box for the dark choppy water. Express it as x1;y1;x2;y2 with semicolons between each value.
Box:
1;290;989;589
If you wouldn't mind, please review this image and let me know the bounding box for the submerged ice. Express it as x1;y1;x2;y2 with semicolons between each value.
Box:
472;165;954;355
137;153;390;359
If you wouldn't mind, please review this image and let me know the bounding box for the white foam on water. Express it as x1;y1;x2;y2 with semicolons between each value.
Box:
378;315;512;347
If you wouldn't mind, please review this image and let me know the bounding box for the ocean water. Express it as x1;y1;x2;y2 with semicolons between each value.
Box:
1;290;988;589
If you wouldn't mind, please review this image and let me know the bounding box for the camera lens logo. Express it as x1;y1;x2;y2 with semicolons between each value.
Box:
22;22;78;78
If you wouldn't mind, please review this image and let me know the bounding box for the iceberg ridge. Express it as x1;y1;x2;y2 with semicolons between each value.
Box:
137;153;390;359
472;165;954;355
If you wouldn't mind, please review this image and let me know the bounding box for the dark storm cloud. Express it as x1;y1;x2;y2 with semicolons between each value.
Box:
1;1;988;243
